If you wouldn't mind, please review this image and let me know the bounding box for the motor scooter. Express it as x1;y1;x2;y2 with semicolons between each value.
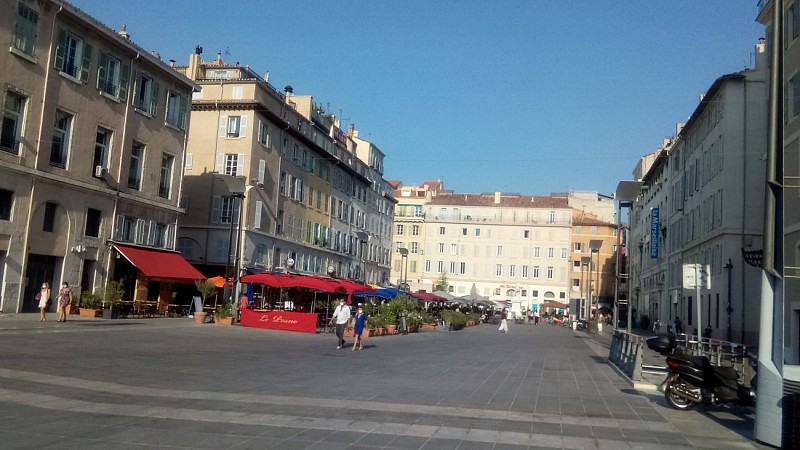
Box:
646;334;756;410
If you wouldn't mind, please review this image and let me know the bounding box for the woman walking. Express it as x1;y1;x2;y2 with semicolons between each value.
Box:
56;282;73;322
352;305;368;351
38;282;51;322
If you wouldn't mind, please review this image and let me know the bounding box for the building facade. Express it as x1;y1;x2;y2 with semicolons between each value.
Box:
419;192;572;315
0;0;199;312
569;212;617;320
175;50;394;288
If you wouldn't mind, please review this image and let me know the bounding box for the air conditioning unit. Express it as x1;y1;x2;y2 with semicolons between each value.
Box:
94;165;107;178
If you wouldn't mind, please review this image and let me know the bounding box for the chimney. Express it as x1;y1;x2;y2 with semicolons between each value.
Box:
284;85;294;103
118;24;130;40
187;49;202;81
494;191;501;204
347;123;355;137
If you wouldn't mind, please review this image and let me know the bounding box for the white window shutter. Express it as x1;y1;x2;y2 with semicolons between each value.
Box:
237;154;245;177
215;154;224;173
218;116;227;137
165;224;175;249
239;116;248;138
211;196;221;224
258;159;265;184
184;153;193;171
146;220;156;245
257;120;263;142
255;201;263;229
115;215;125;240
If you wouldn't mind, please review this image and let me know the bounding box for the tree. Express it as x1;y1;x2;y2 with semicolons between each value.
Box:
434;272;449;291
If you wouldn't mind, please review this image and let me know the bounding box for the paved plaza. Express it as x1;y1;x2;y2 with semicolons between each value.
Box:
0;314;764;449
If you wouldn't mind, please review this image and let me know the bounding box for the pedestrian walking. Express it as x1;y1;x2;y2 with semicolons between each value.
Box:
498;309;509;334
329;299;351;349
674;317;683;335
352;305;368;351
56;282;73;322
38;282;51;322
534;309;540;325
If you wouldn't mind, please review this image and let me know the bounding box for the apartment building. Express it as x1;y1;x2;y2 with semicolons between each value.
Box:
570;212;617;320
389;180;443;290
420;192;572;315
175;50;394;286
0;0;200;313
755;1;800;446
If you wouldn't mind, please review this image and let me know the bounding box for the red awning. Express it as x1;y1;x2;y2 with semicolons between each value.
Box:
240;273;287;288
114;244;205;284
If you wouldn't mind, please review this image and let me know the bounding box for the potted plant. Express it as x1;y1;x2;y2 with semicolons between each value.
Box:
406;311;424;333
193;279;216;324
213;303;234;326
78;291;102;318
368;314;384;336
101;280;124;319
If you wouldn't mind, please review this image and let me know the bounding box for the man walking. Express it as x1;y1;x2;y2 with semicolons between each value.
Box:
329;299;351;349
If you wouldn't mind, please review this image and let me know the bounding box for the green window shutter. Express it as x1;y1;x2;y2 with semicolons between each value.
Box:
179;94;188;129
96;52;108;90
118;63;130;100
54;29;66;70
131;71;140;106
80;42;92;83
150;81;159;116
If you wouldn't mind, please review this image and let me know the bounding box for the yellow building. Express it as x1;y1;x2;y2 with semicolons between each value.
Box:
390;181;443;290
0;0;199;313
570;213;617;320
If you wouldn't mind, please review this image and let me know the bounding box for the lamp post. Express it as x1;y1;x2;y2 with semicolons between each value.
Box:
581;256;591;320
615;180;643;333
588;239;603;325
355;231;369;283
398;247;410;291
215;174;247;305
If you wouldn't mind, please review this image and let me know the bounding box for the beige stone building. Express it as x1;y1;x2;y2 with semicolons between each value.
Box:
389;181;443;290
0;0;199;313
175;51;394;289
420;192;572;314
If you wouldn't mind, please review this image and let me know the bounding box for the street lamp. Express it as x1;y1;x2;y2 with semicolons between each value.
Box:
355;231;369;283
615;180;643;333
588;239;603;325
581;255;591;320
216;174;247;306
398;247;409;291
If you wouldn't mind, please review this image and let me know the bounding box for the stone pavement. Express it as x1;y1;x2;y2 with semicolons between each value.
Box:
0;313;765;449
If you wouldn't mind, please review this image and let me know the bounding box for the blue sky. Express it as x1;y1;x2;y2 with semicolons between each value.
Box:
73;0;764;197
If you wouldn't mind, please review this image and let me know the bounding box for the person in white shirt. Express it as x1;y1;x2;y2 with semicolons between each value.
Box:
329;299;351;349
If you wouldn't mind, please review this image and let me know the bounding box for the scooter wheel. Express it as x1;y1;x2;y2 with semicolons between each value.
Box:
664;376;696;410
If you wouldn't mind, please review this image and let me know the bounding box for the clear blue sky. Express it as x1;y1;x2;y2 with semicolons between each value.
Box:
73;0;764;197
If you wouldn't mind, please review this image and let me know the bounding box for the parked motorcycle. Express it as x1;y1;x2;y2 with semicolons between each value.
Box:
646;334;756;410
575;319;588;331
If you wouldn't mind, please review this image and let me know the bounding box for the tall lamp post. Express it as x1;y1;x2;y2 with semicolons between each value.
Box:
216;174;247;305
615;180;643;333
398;248;410;291
581;255;591;320
588;239;603;326
355;231;369;283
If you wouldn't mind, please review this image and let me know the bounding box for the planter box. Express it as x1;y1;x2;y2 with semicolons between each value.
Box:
102;308;120;319
386;325;397;335
449;323;465;331
214;316;233;326
375;327;385;336
79;308;101;318
421;324;436;332
193;312;208;324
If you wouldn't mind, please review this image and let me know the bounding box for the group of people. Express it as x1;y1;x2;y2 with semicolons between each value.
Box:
329;299;368;351
37;282;74;322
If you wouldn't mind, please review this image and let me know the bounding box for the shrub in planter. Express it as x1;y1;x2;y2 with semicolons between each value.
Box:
214;303;234;326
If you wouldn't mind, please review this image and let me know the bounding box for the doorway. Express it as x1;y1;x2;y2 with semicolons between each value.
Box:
24;254;57;312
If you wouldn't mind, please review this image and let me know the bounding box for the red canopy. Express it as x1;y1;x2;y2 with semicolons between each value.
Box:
413;291;446;302
336;278;375;294
240;273;287;288
114;244;204;284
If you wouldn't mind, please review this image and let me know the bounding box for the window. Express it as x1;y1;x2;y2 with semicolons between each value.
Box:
548;211;556;223
523;230;530;238
533;247;540;257
460;262;466;274
50;110;72;167
115;215;134;242
93;128;111;172
438;243;445;253
414;205;422;217
410;261;417;273
547;248;554;258
394;242;402;253
495;264;502;276
218;153;243;176
127;142;144;190
437;261;444;272
158;153;174;198
496;245;503;256
396;224;404;235
43;201;56;232
223;115;246;137
425;260;431;272
451;244;457;255
462;227;467;235
533;266;540;278
275;210;284;234
572;279;580;288
166;91;188;130
258;120;270;147
439;226;445;235
151;222;168;247
547;266;554;279
475;228;481;237
410;242;418;253
561;248;568;258
591;226;598;235
450;261;456;273
85;208;101;237
522;265;529;278
575;226;582;235
573;242;582;252
54;29;91;81
1;91;26;154
12;1;39;56
133;72;158;115
97;53;128;99
0;188;13;220
494;288;501;295
509;265;516;277
532;290;539;297
412;225;420;236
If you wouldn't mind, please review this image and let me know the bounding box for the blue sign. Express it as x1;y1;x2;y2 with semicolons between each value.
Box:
650;207;660;259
